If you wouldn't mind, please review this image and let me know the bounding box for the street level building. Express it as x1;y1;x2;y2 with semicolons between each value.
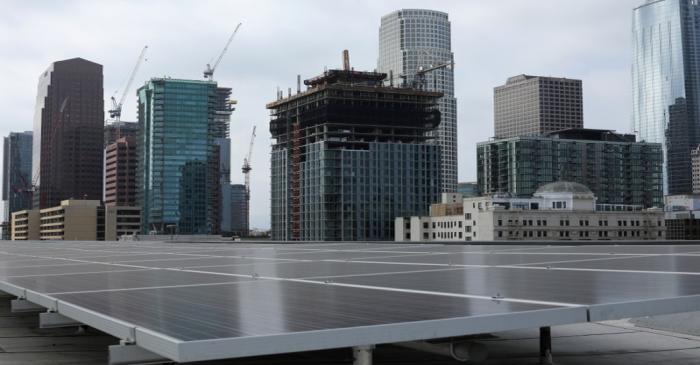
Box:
378;9;458;192
104;205;140;240
104;136;137;207
2;131;33;239
396;182;666;242
494;75;583;138
692;145;700;194
633;0;700;194
136;78;233;235
665;194;700;240
477;128;664;208
268;60;442;241
32;58;104;209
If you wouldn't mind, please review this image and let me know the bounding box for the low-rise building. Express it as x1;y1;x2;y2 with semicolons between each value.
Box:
396;182;665;242
105;206;141;240
11;199;140;241
10;209;40;240
665;194;700;240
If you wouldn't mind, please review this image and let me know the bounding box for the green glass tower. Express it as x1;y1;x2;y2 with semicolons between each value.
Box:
136;78;230;234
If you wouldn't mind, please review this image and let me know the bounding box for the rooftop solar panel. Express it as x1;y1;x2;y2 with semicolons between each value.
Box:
0;241;699;363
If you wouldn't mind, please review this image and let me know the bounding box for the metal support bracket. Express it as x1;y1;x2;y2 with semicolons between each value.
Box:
10;298;44;313
539;326;554;365
353;345;374;365
39;311;82;328
109;340;171;365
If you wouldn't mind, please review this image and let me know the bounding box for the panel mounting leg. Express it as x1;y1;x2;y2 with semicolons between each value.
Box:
10;298;44;312
39;311;81;328
109;340;170;365
539;326;554;365
353;345;374;365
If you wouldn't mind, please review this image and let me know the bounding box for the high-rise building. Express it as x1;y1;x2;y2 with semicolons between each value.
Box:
494;75;583;138
2;131;33;238
633;0;700;194
104;136;137;206
136;78;232;235
104;121;139;147
230;183;248;237
32;58;104;209
477;129;664;208
268;65;442;241
212;87;234;235
378;9;457;192
457;182;479;198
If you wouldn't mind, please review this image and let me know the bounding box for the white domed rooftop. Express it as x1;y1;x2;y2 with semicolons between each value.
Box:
534;181;594;198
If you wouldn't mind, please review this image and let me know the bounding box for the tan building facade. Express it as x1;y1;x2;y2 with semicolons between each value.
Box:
10;209;40;240
105;206;141;240
396;182;666;242
10;199;140;241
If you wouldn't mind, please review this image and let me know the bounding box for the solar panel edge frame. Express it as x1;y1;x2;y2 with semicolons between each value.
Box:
175;306;588;362
588;294;700;322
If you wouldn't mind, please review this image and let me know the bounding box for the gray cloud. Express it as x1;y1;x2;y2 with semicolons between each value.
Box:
0;0;641;228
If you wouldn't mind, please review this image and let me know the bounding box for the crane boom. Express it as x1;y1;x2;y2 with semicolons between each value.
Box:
109;45;148;122
204;23;242;80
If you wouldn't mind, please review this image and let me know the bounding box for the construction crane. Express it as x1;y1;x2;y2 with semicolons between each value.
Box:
108;45;148;123
242;126;256;201
203;23;242;80
413;61;454;90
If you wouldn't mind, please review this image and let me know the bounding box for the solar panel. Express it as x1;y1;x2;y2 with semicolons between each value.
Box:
0;241;699;363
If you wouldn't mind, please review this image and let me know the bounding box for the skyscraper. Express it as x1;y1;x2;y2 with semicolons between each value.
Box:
633;0;700;194
104;136;137;207
32;58;104;208
230;183;248;237
2;131;33;239
494;75;583;138
378;9;457;192
136;78;232;235
268;64;442;241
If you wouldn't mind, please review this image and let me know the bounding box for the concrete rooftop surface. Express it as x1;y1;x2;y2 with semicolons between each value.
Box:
0;294;698;364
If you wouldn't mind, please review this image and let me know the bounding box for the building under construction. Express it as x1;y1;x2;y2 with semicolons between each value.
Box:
268;54;443;241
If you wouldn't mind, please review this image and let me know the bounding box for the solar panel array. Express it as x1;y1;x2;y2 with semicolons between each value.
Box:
1;241;700;362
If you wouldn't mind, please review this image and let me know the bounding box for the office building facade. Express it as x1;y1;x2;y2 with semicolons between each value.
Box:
268;67;442;241
397;182;666;242
137;78;232;235
104;136;137;207
230;184;248;237
477;129;664;208
494;75;583;138
665;194;700;239
104;121;139;147
457;182;479;198
378;9;458;192
633;0;700;194
2;131;33;238
692;145;700;193
32;58;104;209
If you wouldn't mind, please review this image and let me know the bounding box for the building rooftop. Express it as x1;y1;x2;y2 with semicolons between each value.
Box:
534;181;594;198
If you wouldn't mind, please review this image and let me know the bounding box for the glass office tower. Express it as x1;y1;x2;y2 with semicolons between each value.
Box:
2;131;33;238
137;78;231;235
378;9;458;192
632;0;700;194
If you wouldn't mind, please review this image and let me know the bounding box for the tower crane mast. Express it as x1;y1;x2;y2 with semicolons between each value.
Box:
204;23;242;80
109;45;148;123
242;126;256;200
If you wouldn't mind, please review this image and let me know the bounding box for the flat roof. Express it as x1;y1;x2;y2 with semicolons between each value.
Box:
1;241;700;362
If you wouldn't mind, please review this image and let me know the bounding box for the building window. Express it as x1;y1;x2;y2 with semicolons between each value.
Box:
423;222;428;229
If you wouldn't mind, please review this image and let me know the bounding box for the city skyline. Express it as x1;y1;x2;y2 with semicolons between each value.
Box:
0;0;641;229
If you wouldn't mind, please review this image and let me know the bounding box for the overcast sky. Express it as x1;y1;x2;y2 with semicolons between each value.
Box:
0;0;641;229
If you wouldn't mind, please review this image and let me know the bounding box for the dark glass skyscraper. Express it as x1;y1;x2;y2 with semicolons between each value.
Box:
2;131;33;237
32;58;104;208
633;0;700;194
136;78;232;235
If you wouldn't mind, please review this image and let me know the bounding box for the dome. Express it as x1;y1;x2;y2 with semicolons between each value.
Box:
533;181;594;198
